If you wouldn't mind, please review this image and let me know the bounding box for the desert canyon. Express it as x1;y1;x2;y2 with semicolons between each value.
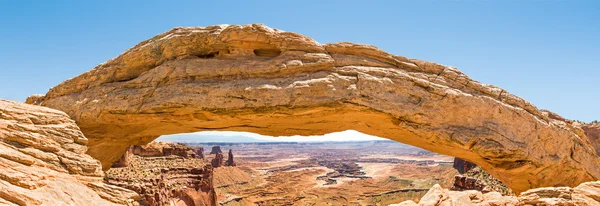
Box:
0;24;599;205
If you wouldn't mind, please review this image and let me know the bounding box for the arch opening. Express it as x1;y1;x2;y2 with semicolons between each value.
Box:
28;24;600;194
108;130;513;205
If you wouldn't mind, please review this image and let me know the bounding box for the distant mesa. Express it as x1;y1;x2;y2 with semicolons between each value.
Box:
112;142;204;168
210;146;223;155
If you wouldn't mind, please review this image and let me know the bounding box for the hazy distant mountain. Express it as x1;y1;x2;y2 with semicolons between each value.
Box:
157;134;269;143
157;130;390;143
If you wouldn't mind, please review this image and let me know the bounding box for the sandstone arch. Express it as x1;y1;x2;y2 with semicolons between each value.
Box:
27;24;600;193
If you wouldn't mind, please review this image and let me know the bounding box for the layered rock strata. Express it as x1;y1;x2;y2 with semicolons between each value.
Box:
106;166;216;206
27;24;600;192
0;99;139;205
106;142;216;206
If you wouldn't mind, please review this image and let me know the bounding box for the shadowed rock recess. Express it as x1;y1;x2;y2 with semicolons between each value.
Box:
27;24;600;193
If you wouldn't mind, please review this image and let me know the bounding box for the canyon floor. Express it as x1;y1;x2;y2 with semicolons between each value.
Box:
189;141;458;206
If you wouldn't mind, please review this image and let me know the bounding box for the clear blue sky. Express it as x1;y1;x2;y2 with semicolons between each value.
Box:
1;1;598;122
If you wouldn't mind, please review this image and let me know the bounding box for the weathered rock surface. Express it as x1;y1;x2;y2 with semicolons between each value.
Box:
211;152;224;168
453;158;476;174
0;99;139;205
583;123;600;156
225;149;236;167
394;181;600;206
107;166;216;206
28;24;600;193
106;142;216;206
113;146;134;168
131;141;198;158
451;158;513;195
193;147;205;159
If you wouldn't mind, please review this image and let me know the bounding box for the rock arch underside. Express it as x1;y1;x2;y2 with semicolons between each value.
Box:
27;24;600;194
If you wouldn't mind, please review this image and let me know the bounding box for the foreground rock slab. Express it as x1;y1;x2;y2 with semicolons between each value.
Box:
0;99;139;205
28;24;600;193
393;181;600;206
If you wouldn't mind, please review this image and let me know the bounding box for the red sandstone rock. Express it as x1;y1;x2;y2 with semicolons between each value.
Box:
225;149;236;167
211;153;224;168
193;147;205;159
107;165;216;206
453;158;476;174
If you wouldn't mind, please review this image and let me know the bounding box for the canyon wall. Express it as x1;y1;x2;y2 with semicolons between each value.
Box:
106;142;216;205
106;166;216;206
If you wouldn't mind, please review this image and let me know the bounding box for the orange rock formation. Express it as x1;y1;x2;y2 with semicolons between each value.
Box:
26;24;600;193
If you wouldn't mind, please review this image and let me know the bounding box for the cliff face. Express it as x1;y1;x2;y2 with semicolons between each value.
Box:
193;147;205;159
0;99;139;205
28;24;600;192
452;158;476;174
451;158;513;195
106;166;216;206
106;142;216;206
582;123;600;156
211;153;224;168
130;142;196;158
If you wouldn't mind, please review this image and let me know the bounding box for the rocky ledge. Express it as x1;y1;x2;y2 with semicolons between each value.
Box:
0;99;139;205
106;142;216;206
392;181;600;206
